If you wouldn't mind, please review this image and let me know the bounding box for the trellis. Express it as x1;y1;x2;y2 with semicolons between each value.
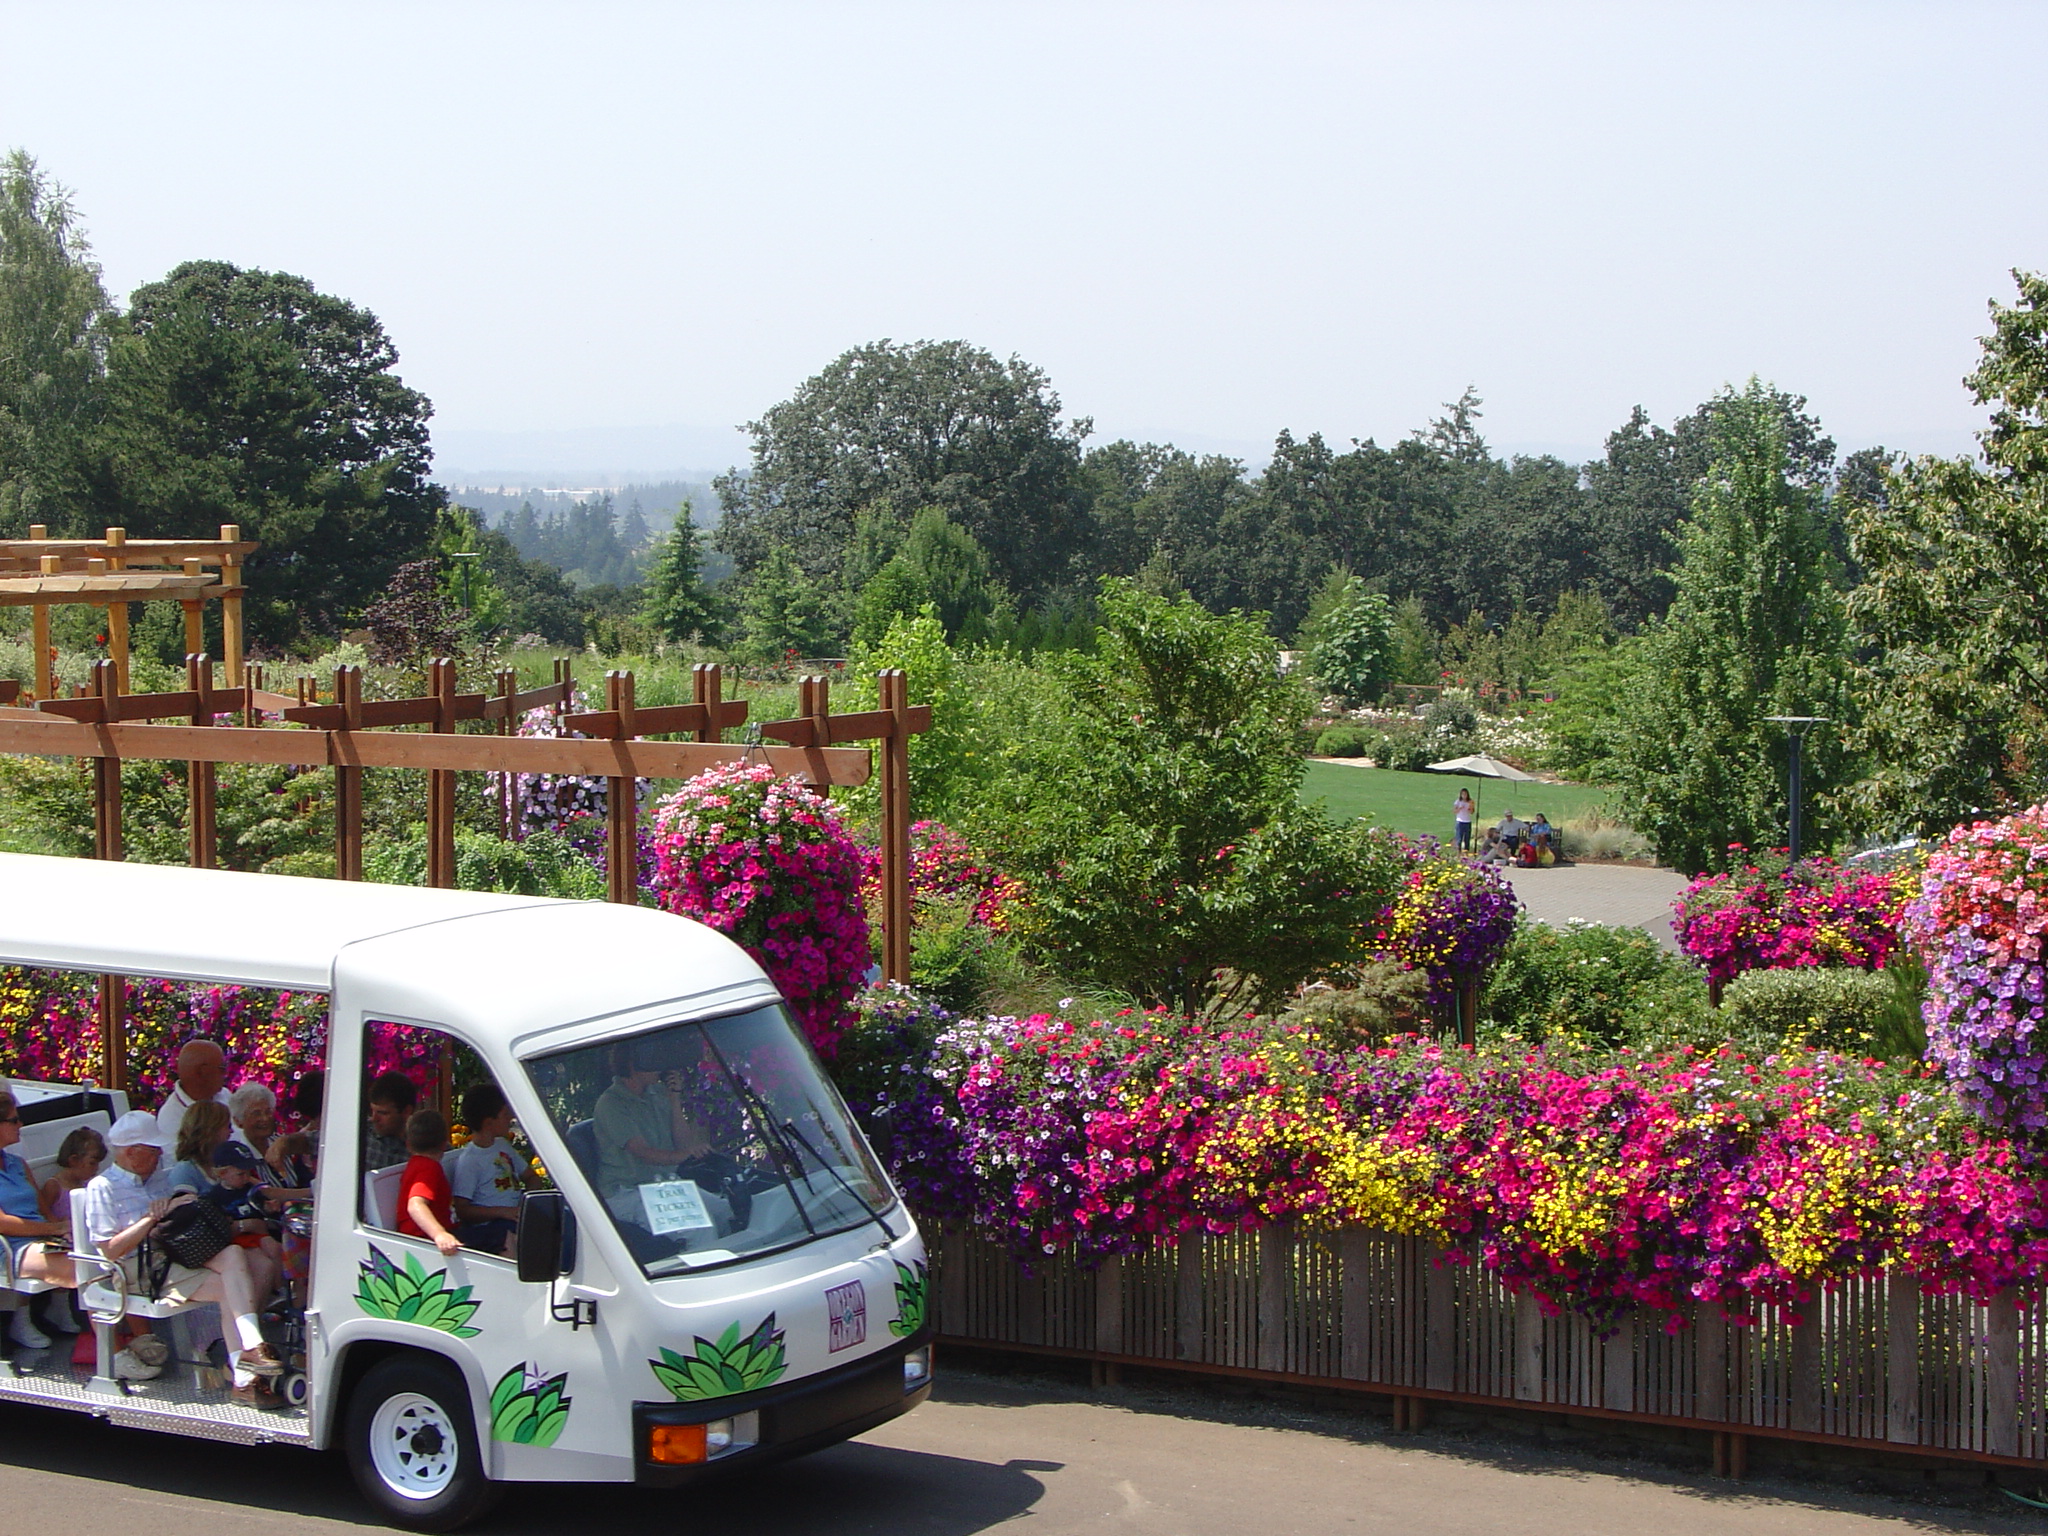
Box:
0;647;928;1086
0;524;252;697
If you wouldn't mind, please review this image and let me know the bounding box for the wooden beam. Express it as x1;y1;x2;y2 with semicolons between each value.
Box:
0;538;258;562
283;693;487;730
0;571;223;604
0;715;874;784
757;704;933;748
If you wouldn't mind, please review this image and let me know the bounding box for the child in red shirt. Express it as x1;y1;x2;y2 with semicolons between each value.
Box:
394;1109;461;1257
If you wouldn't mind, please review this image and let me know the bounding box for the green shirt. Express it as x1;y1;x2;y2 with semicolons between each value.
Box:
593;1078;676;1197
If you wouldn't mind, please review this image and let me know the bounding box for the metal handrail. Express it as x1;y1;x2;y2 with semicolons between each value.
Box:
67;1245;131;1326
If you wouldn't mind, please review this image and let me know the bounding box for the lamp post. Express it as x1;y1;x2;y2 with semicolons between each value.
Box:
1764;716;1829;862
448;550;480;611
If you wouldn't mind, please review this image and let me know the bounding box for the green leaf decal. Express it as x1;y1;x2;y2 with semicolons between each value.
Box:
648;1312;788;1401
352;1243;484;1337
489;1363;572;1448
889;1260;930;1338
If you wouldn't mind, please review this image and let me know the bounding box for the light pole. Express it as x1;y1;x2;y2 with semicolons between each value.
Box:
1764;716;1829;861
448;550;480;612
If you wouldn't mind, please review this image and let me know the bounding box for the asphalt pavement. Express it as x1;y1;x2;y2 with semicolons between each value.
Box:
1504;860;1689;950
0;1368;2028;1535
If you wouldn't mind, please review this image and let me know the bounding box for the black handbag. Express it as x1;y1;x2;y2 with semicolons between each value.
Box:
150;1197;233;1272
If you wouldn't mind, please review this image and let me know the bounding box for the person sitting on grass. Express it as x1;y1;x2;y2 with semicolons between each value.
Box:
395;1109;466;1258
447;1083;537;1256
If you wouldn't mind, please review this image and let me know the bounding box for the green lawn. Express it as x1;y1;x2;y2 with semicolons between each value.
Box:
1300;760;1611;841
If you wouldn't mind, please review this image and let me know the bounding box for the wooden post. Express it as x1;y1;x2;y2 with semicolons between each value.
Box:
98;973;126;1095
335;665;364;881
30;530;54;702
219;524;245;687
1602;1313;1635;1412
90;659;121;862
103;527;130;693
92;651;126;1094
186;653;218;868
1459;974;1479;1047
1987;1290;2020;1458
1094;1254;1125;1356
1514;1289;1545;1401
495;669;516;839
1257;1221;1290;1373
426;657;458;888
1424;1251;1456;1392
692;663;722;742
1886;1275;1920;1446
1789;1306;1822;1433
605;669;637;905
879;668;913;984
1175;1235;1204;1362
1339;1229;1373;1381
181;557;207;660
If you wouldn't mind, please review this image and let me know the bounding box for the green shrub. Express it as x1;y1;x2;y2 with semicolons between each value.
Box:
1314;725;1368;758
1281;960;1431;1050
1721;966;1900;1056
1375;729;1434;773
910;895;1003;1012
1479;919;1709;1045
363;827;605;900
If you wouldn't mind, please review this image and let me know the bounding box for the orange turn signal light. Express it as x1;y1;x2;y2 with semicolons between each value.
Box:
648;1422;708;1465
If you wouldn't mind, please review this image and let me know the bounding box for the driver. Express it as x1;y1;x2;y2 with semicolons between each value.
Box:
592;1039;712;1219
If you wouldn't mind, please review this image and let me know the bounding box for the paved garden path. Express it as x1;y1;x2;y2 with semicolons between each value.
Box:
0;1371;2024;1535
1504;860;1689;948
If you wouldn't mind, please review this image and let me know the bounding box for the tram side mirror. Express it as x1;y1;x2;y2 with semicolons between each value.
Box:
517;1190;576;1282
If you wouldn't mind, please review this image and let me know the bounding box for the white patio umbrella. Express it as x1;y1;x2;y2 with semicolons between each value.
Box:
1423;753;1539;781
1424;752;1541;831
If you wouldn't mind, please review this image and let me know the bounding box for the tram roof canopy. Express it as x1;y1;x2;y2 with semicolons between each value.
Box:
0;852;555;990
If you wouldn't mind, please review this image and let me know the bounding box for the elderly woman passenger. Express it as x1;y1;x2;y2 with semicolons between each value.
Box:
0;1089;80;1350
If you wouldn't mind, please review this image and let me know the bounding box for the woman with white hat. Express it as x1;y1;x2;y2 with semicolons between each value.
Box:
72;1109;285;1401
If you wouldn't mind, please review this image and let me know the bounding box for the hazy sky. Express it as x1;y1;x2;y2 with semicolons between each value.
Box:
4;2;2044;476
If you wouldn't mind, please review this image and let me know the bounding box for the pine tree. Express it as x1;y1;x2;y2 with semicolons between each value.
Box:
1608;379;1849;873
737;545;835;664
641;513;721;643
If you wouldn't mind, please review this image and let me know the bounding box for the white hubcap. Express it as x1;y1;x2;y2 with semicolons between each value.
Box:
369;1391;459;1500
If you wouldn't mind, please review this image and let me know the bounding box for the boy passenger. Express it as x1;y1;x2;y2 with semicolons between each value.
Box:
395;1110;468;1258
447;1083;537;1255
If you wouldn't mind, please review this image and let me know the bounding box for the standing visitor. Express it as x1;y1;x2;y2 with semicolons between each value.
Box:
1453;788;1474;852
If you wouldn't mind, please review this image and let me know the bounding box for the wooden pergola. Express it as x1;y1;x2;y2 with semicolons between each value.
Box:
0;524;251;698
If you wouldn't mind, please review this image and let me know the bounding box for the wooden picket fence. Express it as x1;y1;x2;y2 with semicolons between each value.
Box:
935;1225;2047;1472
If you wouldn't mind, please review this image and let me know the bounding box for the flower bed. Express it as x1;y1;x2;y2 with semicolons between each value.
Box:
1672;850;1909;985
861;1006;2048;1326
0;966;325;1105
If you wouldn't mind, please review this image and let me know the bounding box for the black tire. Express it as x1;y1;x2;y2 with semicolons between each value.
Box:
344;1353;502;1532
